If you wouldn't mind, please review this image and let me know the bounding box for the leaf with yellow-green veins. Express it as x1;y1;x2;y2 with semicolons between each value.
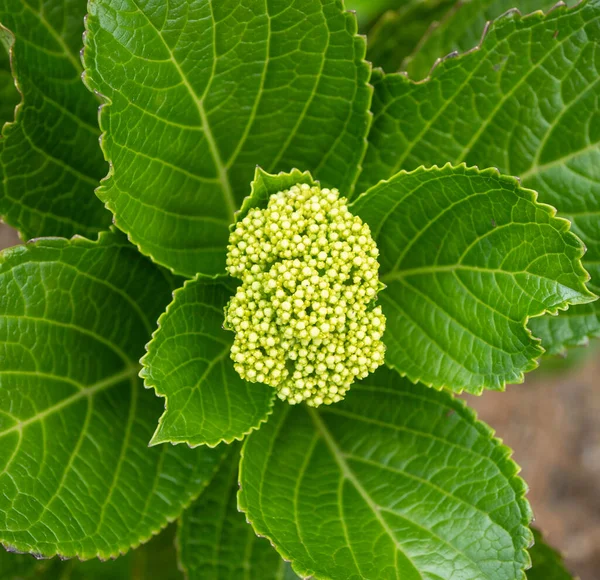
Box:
178;443;300;580
0;524;183;580
0;231;225;560
400;1;574;80
527;528;574;580
82;0;372;278
351;164;594;394
358;0;600;356
239;366;533;580
141;275;275;448
0;0;110;239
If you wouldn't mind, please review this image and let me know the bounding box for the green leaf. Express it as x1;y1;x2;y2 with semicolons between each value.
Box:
0;524;183;580
82;0;372;278
402;1;570;80
527;528;574;580
179;443;300;580
358;0;600;355
141;276;275;448
0;42;18;127
0;0;110;239
239;366;533;580
0;232;224;560
351;164;593;393
237;167;317;224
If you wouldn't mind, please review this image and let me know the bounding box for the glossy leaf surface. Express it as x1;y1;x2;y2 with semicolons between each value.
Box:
142;276;275;448
0;0;109;239
239;366;533;580
351;165;593;393
83;0;371;277
0;233;223;559
359;1;600;355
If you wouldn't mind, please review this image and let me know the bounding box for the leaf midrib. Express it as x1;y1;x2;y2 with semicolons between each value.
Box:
306;407;422;580
128;0;236;222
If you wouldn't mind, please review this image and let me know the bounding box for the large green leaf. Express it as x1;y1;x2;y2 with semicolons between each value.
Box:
527;528;574;580
358;1;600;356
0;42;18;127
141;276;275;448
351;164;593;393
82;0;372;277
179;444;299;579
0;524;182;580
0;232;224;560
0;0;109;239
239;366;533;580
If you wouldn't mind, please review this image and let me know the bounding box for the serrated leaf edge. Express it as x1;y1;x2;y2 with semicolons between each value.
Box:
340;0;374;198
237;386;534;580
234;167;320;226
0;228;230;562
385;0;579;85
351;162;596;395
82;2;375;277
139;275;277;449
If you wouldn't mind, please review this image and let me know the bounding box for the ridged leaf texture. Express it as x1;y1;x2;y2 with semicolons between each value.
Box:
82;0;372;277
141;276;275;448
0;232;224;559
239;366;533;580
351;164;593;393
0;0;110;239
179;444;299;580
358;1;600;355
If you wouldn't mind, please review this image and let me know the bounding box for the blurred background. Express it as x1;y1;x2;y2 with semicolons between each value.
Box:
1;221;598;578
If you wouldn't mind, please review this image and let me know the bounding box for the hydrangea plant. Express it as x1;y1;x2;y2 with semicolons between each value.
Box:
0;0;597;578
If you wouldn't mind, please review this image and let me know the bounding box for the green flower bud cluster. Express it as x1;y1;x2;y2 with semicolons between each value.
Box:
225;183;386;406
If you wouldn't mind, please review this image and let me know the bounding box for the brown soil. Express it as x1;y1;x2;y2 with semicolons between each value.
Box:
467;352;600;579
1;222;598;578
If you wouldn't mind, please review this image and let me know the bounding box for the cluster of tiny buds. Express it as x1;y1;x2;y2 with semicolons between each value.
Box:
225;182;386;406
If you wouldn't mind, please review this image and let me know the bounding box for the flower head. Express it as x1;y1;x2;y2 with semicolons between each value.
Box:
225;183;385;406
